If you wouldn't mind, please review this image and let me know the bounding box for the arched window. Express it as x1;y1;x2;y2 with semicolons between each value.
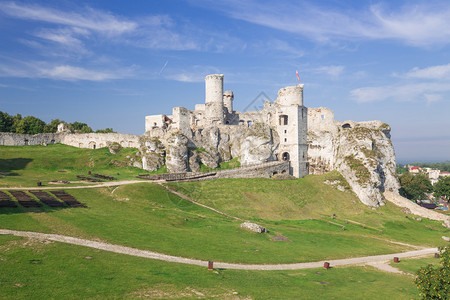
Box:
279;115;288;125
282;152;290;161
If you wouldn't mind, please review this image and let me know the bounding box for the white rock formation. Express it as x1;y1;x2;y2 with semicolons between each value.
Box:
240;222;267;233
308;108;400;207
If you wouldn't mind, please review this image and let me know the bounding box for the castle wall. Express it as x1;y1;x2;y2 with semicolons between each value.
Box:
237;111;266;126
172;107;192;136
0;133;140;149
145;115;166;132
0;133;61;146
307;107;335;132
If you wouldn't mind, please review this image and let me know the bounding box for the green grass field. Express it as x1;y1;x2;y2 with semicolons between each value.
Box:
0;235;426;299
0;144;448;298
0;144;152;187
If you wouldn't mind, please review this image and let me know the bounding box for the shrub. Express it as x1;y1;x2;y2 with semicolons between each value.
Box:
414;246;450;299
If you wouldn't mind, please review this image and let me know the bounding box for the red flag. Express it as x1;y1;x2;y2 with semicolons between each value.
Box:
296;70;301;83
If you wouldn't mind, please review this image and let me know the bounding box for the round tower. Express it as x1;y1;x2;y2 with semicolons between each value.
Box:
205;74;224;124
277;84;304;106
223;90;234;114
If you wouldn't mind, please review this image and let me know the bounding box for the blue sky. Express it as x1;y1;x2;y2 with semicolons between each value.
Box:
0;0;449;162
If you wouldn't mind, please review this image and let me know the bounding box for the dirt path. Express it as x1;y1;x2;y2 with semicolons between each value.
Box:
366;261;409;275
0;229;438;271
0;180;156;190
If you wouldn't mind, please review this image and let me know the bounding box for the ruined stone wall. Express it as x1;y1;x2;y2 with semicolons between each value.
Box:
0;132;140;149
0;133;61;146
145;115;166;132
307;107;336;132
172;107;192;137
215;161;289;179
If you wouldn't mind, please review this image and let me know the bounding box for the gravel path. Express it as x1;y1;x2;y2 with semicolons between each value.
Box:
0;180;155;190
366;261;409;275
0;229;437;271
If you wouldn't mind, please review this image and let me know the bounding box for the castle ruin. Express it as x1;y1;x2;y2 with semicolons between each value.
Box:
145;74;308;177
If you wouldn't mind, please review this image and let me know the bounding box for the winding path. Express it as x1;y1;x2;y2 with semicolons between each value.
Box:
0;180;155;190
0;229;437;271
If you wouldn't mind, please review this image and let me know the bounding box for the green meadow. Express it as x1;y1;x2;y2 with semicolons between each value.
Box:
0;144;447;298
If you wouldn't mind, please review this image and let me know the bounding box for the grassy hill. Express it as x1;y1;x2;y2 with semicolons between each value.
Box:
0;144;447;298
0;144;155;187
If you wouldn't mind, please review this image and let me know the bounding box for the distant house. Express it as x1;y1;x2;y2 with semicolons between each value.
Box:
440;171;450;177
409;166;422;174
426;169;440;185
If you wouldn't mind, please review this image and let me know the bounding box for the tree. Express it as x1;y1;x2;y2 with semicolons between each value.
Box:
10;113;22;133
95;128;116;133
79;125;93;133
15;116;46;135
399;173;433;201
434;177;450;200
415;246;450;299
0;111;13;132
43;119;64;133
70;121;93;133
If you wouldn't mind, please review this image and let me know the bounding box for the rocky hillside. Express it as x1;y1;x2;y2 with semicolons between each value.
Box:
308;111;400;207
139;107;400;208
140;123;279;173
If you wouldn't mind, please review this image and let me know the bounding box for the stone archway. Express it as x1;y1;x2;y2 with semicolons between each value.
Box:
282;152;290;161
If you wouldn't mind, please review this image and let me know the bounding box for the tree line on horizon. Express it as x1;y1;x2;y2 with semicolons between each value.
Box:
0;111;115;135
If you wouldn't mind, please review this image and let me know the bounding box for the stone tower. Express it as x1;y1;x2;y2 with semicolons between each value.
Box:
275;84;308;178
223;90;234;114
205;74;224;125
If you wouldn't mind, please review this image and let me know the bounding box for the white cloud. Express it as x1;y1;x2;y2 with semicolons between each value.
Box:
350;82;450;103
406;63;450;80
40;65;120;81
0;1;136;35
268;39;304;57
33;28;90;55
201;0;450;47
312;65;344;77
165;73;201;83
0;59;129;81
424;93;443;104
0;2;240;53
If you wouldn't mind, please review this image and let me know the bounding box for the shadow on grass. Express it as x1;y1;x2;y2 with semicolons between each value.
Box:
0;189;86;215
0;205;82;215
0;158;33;175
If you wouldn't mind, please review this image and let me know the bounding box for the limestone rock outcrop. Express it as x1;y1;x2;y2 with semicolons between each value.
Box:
308;108;400;207
166;133;189;173
240;222;267;233
139;122;280;175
